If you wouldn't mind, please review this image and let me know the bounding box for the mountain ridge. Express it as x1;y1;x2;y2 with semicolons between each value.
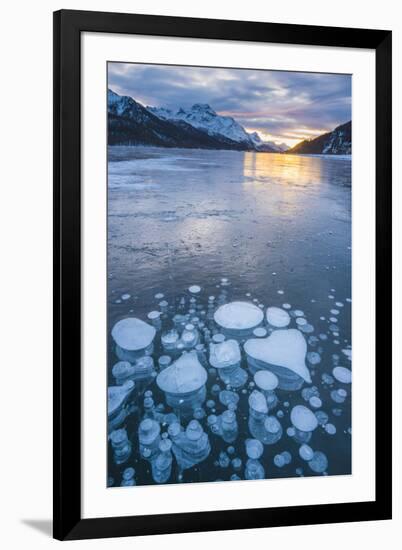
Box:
286;121;351;155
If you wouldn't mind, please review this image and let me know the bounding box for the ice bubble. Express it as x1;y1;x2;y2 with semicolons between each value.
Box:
212;333;226;343
254;370;279;391
219;451;230;468
246;438;264;459
332;366;352;384
299;324;314;334
249;390;268;415
264;416;281;435
290;405;318;432
325;423;337;435
277;290;284;295
189;285;201;294
331;388;347;403
108;380;135;417
286;427;296;437
219;390;240;407
308;451;328;473
244;329;311;389
282;303;291;310
296;317;307;326
282;451;292;464
293;310;304;317
309;396;322;409
112;317;156;358
315;410;329;426
335;301;344;307
214;301;264;332
307;352;321;365
158;355;172;370
147;310;161;320
121;293;131;301
341;348;352;361
253;327;268;338
330;309;340;315
321;373;334;385
245;459;265;480
156;352;207;395
266;307;291;328
299;444;314;461
274;454;286;468
209;340;241;369
231;458;242;470
112;361;136;385
154;293;164;299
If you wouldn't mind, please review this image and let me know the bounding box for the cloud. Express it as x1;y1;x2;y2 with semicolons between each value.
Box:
108;62;351;145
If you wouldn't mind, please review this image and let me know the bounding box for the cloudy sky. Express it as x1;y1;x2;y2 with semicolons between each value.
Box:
108;62;351;147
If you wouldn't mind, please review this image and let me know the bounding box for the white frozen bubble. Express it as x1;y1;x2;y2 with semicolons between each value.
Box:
212;333;226;343
296;317;307;326
332;366;352;384
214;301;264;331
274;454;286;468
266;307;291;328
248;390;268;415
341;348;352;361
209;339;241;369
108;380;135;416
246;439;264;460
309;396;322;409
277;290;284;295
335;302;344;307
254;370;279;391
308;451;328;473
244;329;311;386
307;352;321;365
282;303;291;310
290;405;318;432
294;310;304;317
121;293;131;301
156;352;207;395
111;317;156;351
189;285;201;294
299;444;314;461
147;310;161;320
330;309;340;315
325;423;337;435
253;327;268;338
154;293;164;299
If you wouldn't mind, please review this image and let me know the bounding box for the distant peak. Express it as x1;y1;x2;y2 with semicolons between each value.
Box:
191;103;216;115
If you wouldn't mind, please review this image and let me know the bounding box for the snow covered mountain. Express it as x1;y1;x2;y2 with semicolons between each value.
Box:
108;89;252;150
108;89;288;153
148;103;256;147
286;121;351;155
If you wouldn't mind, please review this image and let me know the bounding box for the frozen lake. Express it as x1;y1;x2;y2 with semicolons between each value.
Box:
107;146;352;486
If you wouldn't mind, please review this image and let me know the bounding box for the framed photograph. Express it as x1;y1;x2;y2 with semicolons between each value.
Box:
53;9;392;541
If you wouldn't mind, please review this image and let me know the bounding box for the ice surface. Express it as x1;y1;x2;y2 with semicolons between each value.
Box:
266;307;290;328
214;301;263;330
244;329;311;386
156;352;207;395
111;317;156;351
290;405;318;432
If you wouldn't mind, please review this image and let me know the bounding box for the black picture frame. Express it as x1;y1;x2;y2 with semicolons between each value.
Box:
53;9;392;541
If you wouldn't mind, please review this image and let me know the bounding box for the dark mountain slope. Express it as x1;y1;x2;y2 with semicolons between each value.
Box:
287;121;351;155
